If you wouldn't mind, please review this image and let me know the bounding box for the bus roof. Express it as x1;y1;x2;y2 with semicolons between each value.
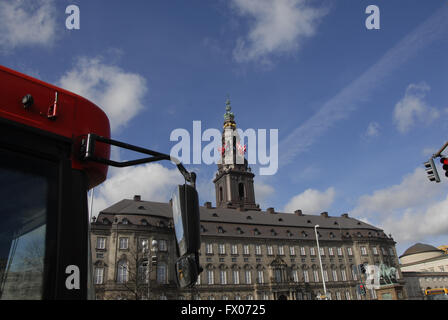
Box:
0;65;111;188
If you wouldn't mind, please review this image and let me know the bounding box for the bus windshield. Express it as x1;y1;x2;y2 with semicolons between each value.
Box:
0;149;56;299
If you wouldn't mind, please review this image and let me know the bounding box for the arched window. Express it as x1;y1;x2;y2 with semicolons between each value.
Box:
117;260;128;283
238;183;245;200
157;262;167;284
219;187;223;202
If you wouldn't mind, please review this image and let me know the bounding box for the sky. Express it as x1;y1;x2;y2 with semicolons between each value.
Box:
2;0;448;258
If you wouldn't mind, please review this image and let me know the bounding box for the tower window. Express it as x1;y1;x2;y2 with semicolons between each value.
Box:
238;183;245;200
219;187;223;203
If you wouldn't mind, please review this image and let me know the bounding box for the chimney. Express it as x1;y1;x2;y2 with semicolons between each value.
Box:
321;211;329;218
341;213;349;218
267;207;276;214
204;202;212;209
133;195;141;201
294;210;303;216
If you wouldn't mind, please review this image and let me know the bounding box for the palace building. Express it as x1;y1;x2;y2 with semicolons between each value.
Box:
90;100;405;300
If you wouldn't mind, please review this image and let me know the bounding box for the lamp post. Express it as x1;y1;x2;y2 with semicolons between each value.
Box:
144;239;158;300
314;225;327;300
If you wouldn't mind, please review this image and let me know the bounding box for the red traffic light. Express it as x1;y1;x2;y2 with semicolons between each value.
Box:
440;158;448;165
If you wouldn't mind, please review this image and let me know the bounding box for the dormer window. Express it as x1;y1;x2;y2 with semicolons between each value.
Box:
218;226;225;233
246;216;252;220
159;221;166;228
302;231;308;237
141;219;148;226
200;225;206;233
333;221;338;225
270;229;277;236
237;227;244;234
307;220;311;224
212;213;218;217
278;218;283;222
122;218;129;225
329;232;335;239
254;228;261;235
138;205;145;210
102;218;110;225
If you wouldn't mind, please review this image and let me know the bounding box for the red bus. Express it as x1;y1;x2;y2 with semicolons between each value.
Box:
0;65;111;299
0;65;200;300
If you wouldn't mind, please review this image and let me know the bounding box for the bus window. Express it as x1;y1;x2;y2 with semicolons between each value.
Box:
0;149;57;299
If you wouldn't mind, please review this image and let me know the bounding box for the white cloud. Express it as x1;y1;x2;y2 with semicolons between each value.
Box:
91;163;184;217
58;57;147;132
393;83;439;134
350;167;448;244
0;0;57;51
352;168;444;219
283;187;335;214
365;121;380;138
231;0;327;63
380;195;448;243
254;180;275;208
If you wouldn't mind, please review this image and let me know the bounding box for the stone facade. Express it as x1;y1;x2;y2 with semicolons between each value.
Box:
89;101;404;300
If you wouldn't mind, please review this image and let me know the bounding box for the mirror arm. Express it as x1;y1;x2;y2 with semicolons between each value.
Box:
80;133;197;188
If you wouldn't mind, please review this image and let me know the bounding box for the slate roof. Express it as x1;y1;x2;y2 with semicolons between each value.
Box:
95;199;387;242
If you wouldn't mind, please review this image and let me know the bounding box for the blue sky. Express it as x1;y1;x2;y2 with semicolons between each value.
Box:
2;0;448;256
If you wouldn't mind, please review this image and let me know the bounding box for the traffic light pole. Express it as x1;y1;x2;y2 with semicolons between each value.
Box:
433;141;448;159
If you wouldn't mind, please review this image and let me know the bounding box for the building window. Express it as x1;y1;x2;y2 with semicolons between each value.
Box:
231;244;238;255
117;260;128;283
207;270;214;285
95;267;104;284
206;243;213;255
345;291;351;300
360;247;367;256
341;269;347;281
96;253;104;259
323;270;329;282
157;263;167;284
222;295;229;300
160;295;167;300
243;245;250;255
336;292;342;300
267;245;273;256
388;248;394;256
347;247;353;256
258;270;264;284
320;247;325;256
337;248;343;256
245;270;252;284
310;247;316;256
220;270;227;285
235;295;241;300
328;248;334;256
300;247;306;256
297;292;303;300
381;247;387;255
313;270;319;282
196;274;201;285
255;245;262;256
372;247;378;255
332;270;338;282
303;270;309;283
233;270;240;284
159;239;167;252
246;294;254;300
97;237;106;249
278;245;285;256
290;246;295;256
119;237;128;250
218;244;226;255
292;270;299;283
351;266;358;281
219;187;223;202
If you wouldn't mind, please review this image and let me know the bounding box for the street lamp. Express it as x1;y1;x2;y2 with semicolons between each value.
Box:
143;239;158;300
314;225;327;300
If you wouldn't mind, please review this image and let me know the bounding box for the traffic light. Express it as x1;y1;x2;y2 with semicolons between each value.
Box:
440;157;448;178
359;284;366;295
424;158;441;182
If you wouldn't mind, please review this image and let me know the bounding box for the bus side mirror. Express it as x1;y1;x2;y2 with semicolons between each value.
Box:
171;184;202;288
